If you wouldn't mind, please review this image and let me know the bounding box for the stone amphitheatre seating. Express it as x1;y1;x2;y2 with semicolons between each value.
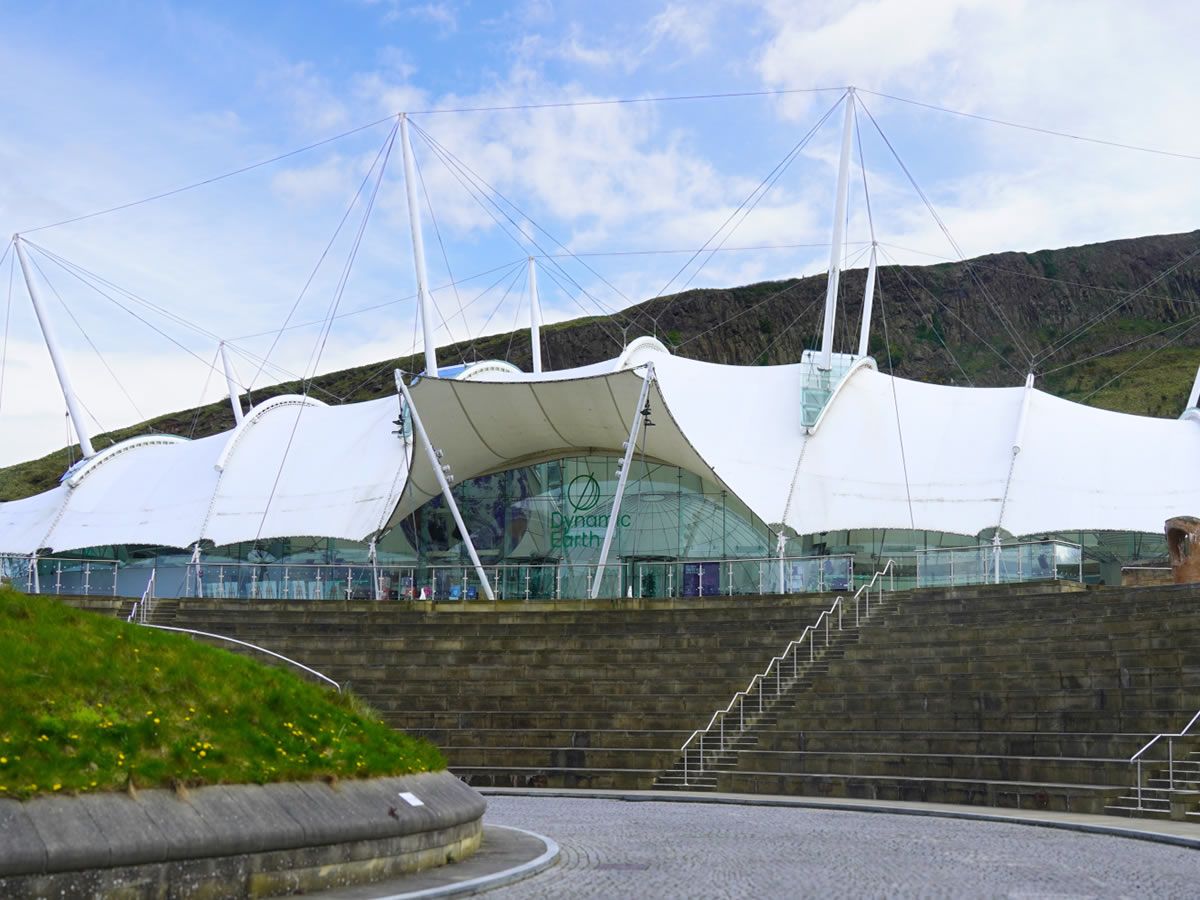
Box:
705;582;1200;818
62;579;1200;819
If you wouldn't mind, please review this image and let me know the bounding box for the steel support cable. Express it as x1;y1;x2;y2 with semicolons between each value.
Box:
1078;315;1200;404
409;122;653;338
474;264;527;342
27;243;344;405
877;284;917;529
673;274;820;351
856;88;1200;163
875;246;976;386
26;250;143;425
340;260;527;395
225;258;525;342
878;243;1021;379
754;290;829;363
1041;311;1200;377
412;142;467;359
857;99;1036;369
504;265;530;362
878;240;1200;309
853;103;885;364
22;116;398;234
250;118;400;394
407;127;630;347
652;94;845;322
540;241;843;258
187;347;221;439
0;247;14;418
255;115;395;543
408;86;846;116
1032;242;1200;367
412;129;648;342
419;126;631;352
304;123;397;388
538;264;647;350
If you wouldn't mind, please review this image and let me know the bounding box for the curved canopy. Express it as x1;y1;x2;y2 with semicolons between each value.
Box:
1;338;1194;556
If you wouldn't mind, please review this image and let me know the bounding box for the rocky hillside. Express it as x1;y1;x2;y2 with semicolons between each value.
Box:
2;230;1198;502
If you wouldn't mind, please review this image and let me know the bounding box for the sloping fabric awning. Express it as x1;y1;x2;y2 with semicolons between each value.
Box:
1;340;1194;556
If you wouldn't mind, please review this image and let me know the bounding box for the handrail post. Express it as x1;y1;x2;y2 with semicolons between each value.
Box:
1169;738;1175;791
1137;760;1143;809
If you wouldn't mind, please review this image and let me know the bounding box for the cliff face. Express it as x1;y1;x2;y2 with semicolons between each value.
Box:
2;230;1198;502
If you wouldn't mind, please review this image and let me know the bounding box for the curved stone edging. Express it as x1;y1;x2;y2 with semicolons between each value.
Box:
0;771;485;898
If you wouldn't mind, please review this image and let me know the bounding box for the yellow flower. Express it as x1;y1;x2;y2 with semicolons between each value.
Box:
1;757;7;765
153;718;160;725
52;784;61;791
199;751;206;758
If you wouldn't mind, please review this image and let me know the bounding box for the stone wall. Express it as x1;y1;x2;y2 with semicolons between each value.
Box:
0;770;483;899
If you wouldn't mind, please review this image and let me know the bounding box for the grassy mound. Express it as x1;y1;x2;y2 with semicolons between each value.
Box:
0;585;444;799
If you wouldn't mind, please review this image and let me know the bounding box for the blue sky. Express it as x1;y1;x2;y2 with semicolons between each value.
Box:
2;0;1200;466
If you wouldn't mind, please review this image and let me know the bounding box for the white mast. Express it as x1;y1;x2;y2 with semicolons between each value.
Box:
856;242;878;358
14;236;95;458
818;87;856;371
528;257;543;374
219;341;245;425
400;114;438;377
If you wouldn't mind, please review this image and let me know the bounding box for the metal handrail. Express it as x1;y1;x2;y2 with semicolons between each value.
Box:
1129;707;1200;810
678;559;896;785
140;624;342;693
126;568;156;624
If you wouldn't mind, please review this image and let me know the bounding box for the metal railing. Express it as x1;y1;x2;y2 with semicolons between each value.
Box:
142;555;854;602
0;554;124;597
126;568;156;624
182;562;417;601
123;566;340;691
141;624;342;692
678;560;896;786
6;551;856;603
915;540;1083;588
1129;708;1200;810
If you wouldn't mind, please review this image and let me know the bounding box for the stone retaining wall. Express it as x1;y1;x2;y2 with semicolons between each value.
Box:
0;770;484;899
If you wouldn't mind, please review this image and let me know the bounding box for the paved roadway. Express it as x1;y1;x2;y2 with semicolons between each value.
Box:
482;796;1200;898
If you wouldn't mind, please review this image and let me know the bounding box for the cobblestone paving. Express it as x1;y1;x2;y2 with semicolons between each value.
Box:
483;797;1200;898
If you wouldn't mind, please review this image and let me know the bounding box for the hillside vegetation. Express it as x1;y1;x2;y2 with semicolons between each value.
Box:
0;585;444;799
2;229;1199;501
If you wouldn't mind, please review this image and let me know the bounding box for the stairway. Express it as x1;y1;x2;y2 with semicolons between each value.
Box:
659;581;1200;817
652;594;901;791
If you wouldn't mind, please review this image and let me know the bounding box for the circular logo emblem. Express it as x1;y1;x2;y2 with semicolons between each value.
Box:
567;474;601;512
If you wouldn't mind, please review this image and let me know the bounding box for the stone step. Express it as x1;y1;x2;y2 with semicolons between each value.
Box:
720;770;1123;815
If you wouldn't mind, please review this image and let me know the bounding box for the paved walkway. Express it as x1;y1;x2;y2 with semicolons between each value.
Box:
480;792;1200;898
315;790;1200;898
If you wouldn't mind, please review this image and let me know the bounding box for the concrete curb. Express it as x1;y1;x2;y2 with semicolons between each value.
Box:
478;787;1200;851
0;771;486;898
376;826;560;899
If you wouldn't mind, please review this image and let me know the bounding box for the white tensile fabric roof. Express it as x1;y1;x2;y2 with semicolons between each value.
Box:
1;339;1194;555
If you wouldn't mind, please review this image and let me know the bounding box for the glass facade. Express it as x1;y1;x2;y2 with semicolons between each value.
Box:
380;454;772;567
4;454;1168;598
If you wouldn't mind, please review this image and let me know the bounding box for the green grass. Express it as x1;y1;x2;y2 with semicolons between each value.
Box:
0;585;444;800
1042;346;1196;418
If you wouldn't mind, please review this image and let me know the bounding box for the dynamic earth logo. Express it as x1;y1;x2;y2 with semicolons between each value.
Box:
566;474;601;512
551;473;630;549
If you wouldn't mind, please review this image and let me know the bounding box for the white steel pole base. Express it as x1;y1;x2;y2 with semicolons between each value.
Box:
395;371;494;602
589;364;655;600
